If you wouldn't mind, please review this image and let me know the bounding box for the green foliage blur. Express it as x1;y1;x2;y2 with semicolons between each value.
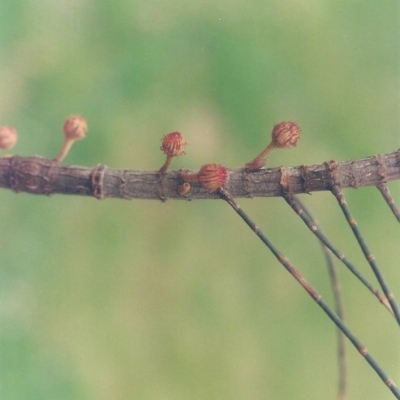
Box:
0;2;399;399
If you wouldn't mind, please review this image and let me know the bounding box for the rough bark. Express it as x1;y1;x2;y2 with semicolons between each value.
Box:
0;150;399;201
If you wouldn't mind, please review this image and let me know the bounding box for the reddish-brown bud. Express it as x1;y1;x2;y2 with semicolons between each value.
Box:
0;126;18;150
245;121;301;171
198;164;228;191
180;163;228;192
160;131;186;157
159;131;187;174
54;115;88;163
271;121;300;149
177;182;191;196
63;115;88;141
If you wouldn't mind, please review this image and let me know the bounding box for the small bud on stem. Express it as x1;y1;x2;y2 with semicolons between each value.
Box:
245;121;300;171
0;126;18;150
54;115;88;163
180;163;228;192
159;131;187;174
177;182;191;196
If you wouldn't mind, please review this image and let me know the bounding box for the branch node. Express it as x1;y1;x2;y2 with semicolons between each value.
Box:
90;164;107;200
243;168;254;198
373;154;388;184
300;164;312;194
8;156;20;193
347;160;359;188
279;166;291;194
326;160;340;189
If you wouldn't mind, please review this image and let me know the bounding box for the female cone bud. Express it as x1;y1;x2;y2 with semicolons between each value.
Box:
180;163;228;192
271;121;300;149
54;115;88;163
0;126;18;150
159;131;187;174
245;121;301;171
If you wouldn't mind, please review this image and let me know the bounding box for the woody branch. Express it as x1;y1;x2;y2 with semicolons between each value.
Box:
0;150;398;201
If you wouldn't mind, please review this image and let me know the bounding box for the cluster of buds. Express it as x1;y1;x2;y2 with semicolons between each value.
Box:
157;130;228;192
54;115;88;163
157;121;300;194
0;117;299;197
0;126;18;150
245;121;300;171
0;116;88;162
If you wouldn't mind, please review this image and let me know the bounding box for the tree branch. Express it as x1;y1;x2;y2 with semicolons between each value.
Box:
0;150;399;201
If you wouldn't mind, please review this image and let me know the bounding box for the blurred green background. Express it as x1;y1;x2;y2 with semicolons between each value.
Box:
0;1;399;399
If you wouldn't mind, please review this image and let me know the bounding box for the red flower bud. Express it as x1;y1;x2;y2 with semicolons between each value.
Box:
161;131;186;157
54;115;88;163
159;131;187;174
271;121;300;149
63;115;88;141
198;164;228;191
245;121;301;171
180;163;228;192
0;126;18;150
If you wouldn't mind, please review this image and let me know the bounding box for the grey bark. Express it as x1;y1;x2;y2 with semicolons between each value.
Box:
0;150;398;201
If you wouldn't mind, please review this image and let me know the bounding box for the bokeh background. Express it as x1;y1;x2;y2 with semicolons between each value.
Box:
1;1;399;399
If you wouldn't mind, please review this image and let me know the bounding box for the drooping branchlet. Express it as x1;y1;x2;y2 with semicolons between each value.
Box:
0;126;18;150
159;131;187;174
245;121;300;171
54;115;88;163
180;163;228;192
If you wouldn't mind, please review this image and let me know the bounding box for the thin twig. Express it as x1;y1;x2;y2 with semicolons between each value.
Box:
324;245;347;400
218;186;400;399
0;149;399;200
283;194;393;315
377;183;400;223
331;186;400;327
293;196;347;400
